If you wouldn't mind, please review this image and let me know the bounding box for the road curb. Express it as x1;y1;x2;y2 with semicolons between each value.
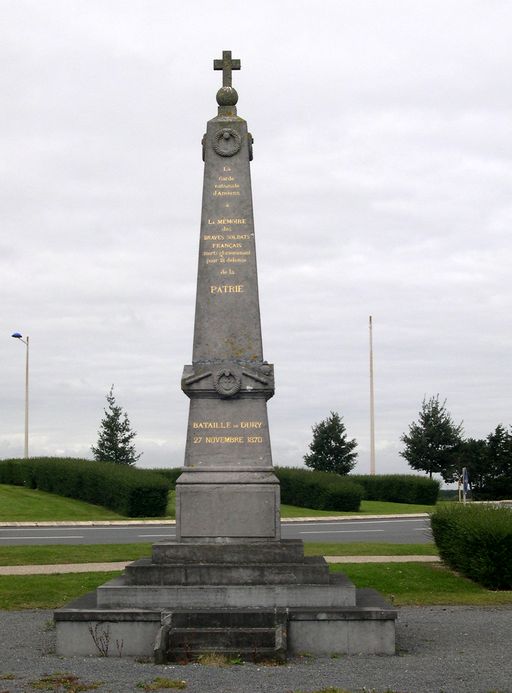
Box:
0;513;429;528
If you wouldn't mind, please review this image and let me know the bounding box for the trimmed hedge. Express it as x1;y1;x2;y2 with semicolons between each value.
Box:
275;467;363;512
0;457;169;517
350;474;440;505
147;467;182;489
431;503;512;589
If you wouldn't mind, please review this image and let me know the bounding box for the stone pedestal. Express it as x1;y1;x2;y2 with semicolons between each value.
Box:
55;538;396;659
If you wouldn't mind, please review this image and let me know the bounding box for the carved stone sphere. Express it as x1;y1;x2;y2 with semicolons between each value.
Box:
216;86;238;106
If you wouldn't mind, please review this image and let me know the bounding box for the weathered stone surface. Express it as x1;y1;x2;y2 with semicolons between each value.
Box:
151;539;305;564
288;590;397;656
55;589;396;658
96;573;356;609
123;556;329;586
176;482;279;541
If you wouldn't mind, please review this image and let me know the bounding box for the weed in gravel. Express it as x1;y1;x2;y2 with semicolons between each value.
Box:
30;672;101;691
0;675;16;680
136;678;187;691
196;653;234;666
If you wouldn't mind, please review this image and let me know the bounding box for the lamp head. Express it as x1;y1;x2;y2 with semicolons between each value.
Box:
11;333;23;339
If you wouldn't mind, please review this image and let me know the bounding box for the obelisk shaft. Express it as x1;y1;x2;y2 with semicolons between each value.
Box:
176;52;280;543
192;118;262;364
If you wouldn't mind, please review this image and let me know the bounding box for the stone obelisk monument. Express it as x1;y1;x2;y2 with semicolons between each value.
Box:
54;53;396;661
176;51;279;542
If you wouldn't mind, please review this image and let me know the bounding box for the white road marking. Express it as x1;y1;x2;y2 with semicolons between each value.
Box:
300;529;385;534
296;519;427;526
137;534;176;538
0;535;84;540
0;526;172;532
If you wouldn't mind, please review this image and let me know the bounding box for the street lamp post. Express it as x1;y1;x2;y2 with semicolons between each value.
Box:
369;316;376;475
11;332;29;458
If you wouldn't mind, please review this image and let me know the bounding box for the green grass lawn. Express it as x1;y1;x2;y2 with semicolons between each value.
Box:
1;563;511;610
0;484;432;522
333;563;512;606
280;500;434;517
0;543;153;566
0;484;126;521
0;571;121;609
0;541;438;566
303;542;438;556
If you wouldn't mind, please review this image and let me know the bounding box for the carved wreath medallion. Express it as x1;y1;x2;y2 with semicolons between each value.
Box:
213;128;242;157
214;368;242;397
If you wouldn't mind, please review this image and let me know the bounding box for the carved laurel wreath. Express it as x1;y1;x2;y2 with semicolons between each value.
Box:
214;368;242;397
213;128;242;157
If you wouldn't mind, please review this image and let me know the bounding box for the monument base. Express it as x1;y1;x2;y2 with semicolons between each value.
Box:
55;589;396;659
54;539;397;659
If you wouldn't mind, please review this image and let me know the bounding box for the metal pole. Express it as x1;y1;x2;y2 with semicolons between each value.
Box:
24;336;29;458
369;316;376;475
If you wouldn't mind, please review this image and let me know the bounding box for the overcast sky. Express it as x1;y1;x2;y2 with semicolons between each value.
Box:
2;0;511;479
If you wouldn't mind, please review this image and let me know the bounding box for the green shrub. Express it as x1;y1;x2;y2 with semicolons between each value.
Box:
147;467;182;488
0;457;169;517
350;474;440;505
431;503;512;589
275;467;363;512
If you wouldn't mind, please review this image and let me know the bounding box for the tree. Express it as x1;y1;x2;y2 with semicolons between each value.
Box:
304;411;358;475
452;425;512;499
91;385;142;465
453;437;489;494
400;395;463;481
480;424;512;499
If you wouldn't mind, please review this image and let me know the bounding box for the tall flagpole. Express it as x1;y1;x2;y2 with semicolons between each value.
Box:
369;316;376;475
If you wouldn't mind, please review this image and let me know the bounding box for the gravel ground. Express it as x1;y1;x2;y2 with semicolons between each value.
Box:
1;606;511;693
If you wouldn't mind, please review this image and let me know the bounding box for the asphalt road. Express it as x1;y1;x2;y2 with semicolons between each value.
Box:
0;516;432;545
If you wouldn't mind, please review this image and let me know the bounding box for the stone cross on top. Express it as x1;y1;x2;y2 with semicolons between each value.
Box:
214;50;240;88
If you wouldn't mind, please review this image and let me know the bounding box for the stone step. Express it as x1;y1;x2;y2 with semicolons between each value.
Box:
154;607;288;663
170;627;277;649
124;556;329;586
163;608;287;629
151;539;305;564
97;572;356;610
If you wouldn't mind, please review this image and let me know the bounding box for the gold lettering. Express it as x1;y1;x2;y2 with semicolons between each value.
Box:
203;234;224;241
212;243;243;249
240;421;263;429
216;218;247;225
192;422;232;429
205;436;244;444
247;436;263;443
210;285;245;294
